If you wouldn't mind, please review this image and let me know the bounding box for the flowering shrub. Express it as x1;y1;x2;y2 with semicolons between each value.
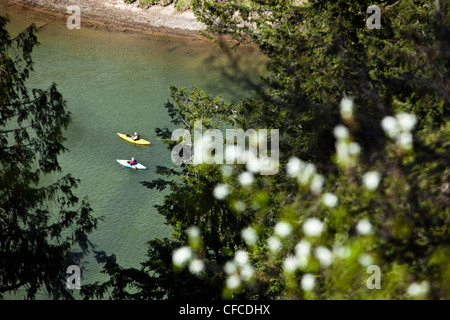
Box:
170;98;450;299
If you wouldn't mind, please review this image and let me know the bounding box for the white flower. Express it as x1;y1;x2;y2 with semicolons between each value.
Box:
301;273;316;291
295;240;311;259
356;219;374;235
234;250;249;267
186;226;201;239
246;151;261;173
241;227;258;246
363;171;381;191
226;274;241;290
267;236;282;252
310;174;325;195
274;221;293;238
189;259;204;274
348;142;361;155
315;246;334;267
358;254;374;267
240;264;255;281
398;132;413;149
238;171;254;186
322;192;338;208
396;112;417;132
287;157;302;178
303;218;324;237
224;261;237;275
333;125;350;139
407;281;430;297
335;140;350;164
297;163;316;186
295;240;311;268
340;97;354;120
381;116;400;138
283;255;299;273
172;246;193;267
213;184;230;200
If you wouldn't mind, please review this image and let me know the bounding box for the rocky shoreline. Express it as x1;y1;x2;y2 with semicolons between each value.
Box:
4;0;207;38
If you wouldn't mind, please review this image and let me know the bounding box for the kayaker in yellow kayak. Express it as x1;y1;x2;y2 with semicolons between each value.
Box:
131;132;140;141
128;157;137;165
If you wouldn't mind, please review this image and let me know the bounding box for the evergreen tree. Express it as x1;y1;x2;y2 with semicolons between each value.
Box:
0;16;97;299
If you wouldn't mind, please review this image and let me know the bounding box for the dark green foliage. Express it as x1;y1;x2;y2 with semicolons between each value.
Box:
90;0;449;300
0;15;97;299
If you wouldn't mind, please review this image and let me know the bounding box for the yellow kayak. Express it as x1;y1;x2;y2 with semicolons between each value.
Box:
117;133;151;145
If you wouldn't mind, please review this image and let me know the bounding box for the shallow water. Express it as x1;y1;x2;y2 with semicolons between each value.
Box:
1;4;266;298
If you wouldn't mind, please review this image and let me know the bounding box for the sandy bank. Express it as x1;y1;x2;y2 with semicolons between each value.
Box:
4;0;207;38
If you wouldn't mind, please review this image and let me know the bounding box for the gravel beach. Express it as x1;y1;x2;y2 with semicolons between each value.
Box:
4;0;206;37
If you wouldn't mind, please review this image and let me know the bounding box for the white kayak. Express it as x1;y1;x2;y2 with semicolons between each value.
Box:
116;159;146;170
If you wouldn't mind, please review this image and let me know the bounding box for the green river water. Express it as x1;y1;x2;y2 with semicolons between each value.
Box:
1;3;266;298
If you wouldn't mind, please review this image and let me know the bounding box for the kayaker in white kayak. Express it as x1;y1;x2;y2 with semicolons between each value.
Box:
131;132;140;141
128;157;137;165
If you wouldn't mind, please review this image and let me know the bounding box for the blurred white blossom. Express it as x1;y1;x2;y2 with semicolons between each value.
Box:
187;225;201;240
358;254;374;267
348;142;361;155
396;112;417;132
297;163;316;186
238;171;254;186
226;274;241;290
381;112;417;150
295;240;311;259
267;236;282;252
407;281;430;297
356;219;374;235
340;97;354;120
283;255;299;273
398;132;413;149
301;273;316;291
213;184;230;200
322;192;338;208
224;261;237;275
333;125;350;139
246;151;261;173
287;157;302;178
310;174;325;195
189;259;204;274
303;218;324;237
381;116;400;138
172;246;193;267
234;250;249;267
315;246;334;267
363;171;381;191
295;240;311;268
242;227;258;246
240;264;255;281
274;221;293;238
